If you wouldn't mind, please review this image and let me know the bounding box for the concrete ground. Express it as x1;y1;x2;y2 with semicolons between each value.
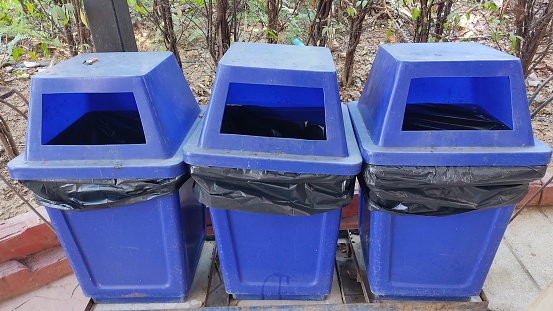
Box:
1;206;552;311
483;205;553;311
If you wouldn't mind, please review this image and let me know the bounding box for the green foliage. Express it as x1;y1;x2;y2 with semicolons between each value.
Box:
40;42;50;58
128;0;148;14
481;1;497;12
356;0;369;9
12;47;24;61
1;0;89;61
447;11;460;26
411;8;420;21
480;1;518;54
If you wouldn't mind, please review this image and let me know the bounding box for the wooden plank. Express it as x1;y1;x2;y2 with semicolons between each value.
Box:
82;0;138;52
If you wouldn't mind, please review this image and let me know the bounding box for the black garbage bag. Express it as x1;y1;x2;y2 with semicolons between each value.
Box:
221;105;326;140
190;165;355;216
360;165;546;216
46;110;146;145
402;103;511;131
21;174;187;211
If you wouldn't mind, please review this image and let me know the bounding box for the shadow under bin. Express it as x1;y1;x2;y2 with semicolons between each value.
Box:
8;52;206;303
348;42;552;300
183;42;362;300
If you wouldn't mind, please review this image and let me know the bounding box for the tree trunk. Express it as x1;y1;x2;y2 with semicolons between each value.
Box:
307;0;332;46
71;0;93;51
515;0;553;78
343;0;371;86
216;0;231;58
157;0;182;67
266;0;281;43
54;0;78;55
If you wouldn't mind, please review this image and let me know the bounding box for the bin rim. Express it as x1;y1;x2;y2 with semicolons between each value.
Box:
348;101;553;167
182;105;362;176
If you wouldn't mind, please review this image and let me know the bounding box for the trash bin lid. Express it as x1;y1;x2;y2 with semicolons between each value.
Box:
183;43;361;175
348;43;552;166
9;52;201;179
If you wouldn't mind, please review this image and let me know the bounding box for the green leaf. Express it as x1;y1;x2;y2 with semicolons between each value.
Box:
64;3;75;18
12;47;24;61
483;1;497;11
411;8;420;21
51;37;63;48
51;7;59;25
29;51;37;60
51;6;67;26
443;22;449;30
137;5;147;14
7;34;26;55
347;7;357;17
40;42;49;58
386;27;392;38
267;29;278;41
510;32;516;46
81;43;91;52
418;25;422;34
491;31;499;42
25;3;34;15
80;10;88;27
465;12;470;20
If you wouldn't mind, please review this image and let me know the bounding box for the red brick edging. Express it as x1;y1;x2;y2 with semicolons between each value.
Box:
0;207;60;263
0;207;72;301
0;246;72;301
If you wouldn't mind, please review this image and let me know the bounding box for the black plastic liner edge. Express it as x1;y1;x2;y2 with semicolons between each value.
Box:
190;165;355;216
21;174;189;211
360;165;547;216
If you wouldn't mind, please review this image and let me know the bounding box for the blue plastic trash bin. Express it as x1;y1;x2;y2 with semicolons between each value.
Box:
183;42;362;300
348;42;552;300
8;52;206;303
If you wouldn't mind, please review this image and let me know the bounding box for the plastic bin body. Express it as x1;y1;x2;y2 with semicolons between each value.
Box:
8;52;206;302
183;42;362;300
358;189;514;299
348;43;552;300
47;178;205;302
210;208;341;300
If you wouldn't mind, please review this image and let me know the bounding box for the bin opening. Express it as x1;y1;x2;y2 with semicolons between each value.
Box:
401;76;513;131
42;92;146;145
220;83;326;140
402;104;511;131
